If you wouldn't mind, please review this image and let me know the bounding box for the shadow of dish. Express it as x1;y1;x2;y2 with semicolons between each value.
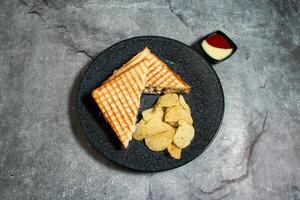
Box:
68;59;140;174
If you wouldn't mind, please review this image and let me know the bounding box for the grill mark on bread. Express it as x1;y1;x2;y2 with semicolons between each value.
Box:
93;89;128;142
114;77;136;127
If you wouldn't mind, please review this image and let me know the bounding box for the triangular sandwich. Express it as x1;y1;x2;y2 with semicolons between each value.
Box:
108;47;190;94
92;61;148;148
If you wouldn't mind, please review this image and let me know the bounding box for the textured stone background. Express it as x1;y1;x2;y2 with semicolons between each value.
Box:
1;0;299;199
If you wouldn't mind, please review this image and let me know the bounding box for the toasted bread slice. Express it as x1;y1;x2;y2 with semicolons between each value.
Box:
107;47;190;94
106;47;151;82
92;61;148;148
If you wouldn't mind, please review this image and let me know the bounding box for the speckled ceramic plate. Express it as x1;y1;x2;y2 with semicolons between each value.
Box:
77;36;224;172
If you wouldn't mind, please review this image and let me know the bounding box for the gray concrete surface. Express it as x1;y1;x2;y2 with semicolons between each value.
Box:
1;0;300;199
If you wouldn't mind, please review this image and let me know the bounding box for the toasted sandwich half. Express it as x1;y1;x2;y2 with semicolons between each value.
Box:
143;52;190;94
92;61;148;148
108;47;190;94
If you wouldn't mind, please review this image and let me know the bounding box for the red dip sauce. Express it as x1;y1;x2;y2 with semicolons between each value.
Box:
206;33;232;49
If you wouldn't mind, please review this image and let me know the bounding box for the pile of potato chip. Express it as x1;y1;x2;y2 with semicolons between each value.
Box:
133;93;195;159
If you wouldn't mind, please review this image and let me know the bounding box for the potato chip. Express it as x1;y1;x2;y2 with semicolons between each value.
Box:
166;121;178;127
156;93;179;109
164;106;193;125
134;118;175;139
137;119;146;125
142;108;164;122
145;130;175;151
179;95;190;111
132;119;147;141
167;143;182;159
178;119;187;126
173;121;195;148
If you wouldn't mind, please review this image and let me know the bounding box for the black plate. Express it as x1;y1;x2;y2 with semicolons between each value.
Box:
77;36;224;172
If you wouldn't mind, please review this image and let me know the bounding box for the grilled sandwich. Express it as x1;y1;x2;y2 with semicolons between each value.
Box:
92;61;148;148
108;47;190;94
